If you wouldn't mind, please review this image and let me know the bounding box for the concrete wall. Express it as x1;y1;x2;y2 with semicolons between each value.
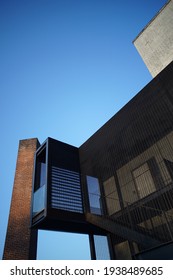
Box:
133;0;173;77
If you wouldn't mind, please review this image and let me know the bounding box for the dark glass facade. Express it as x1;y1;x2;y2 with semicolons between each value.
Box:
32;143;47;218
31;61;173;259
86;176;102;215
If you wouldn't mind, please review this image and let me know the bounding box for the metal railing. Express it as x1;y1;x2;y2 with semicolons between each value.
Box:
87;190;173;247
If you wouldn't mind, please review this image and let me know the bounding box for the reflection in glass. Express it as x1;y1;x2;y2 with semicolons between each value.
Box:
87;176;102;214
35;148;46;191
133;162;155;198
103;176;121;215
94;235;110;259
33;146;46;217
33;184;46;216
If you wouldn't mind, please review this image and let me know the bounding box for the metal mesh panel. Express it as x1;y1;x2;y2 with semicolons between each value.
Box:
80;62;173;258
51;166;83;213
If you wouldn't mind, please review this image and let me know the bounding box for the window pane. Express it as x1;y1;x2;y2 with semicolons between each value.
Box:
103;176;121;214
35;147;46;191
87;176;101;214
94;235;110;260
33;185;46;216
133;163;156;198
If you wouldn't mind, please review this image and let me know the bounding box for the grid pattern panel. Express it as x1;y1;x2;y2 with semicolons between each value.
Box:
79;62;173;258
51;166;83;213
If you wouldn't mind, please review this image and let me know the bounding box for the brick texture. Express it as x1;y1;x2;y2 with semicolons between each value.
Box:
3;138;40;260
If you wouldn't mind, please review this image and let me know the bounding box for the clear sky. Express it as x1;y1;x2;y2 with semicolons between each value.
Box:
0;0;168;259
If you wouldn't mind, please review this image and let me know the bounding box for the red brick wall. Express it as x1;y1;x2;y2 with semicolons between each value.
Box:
3;138;40;260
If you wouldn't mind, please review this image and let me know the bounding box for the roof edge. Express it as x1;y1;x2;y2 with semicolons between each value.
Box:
133;0;171;43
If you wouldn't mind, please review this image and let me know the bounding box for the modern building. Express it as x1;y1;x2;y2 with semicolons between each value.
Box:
133;0;173;77
3;1;173;260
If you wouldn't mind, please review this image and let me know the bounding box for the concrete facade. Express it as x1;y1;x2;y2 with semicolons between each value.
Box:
133;0;173;77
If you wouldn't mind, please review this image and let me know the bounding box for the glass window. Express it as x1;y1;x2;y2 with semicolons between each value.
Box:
33;146;47;217
103;176;121;215
93;235;110;260
86;176;102;214
33;184;46;216
35;148;46;191
133;162;156;198
114;241;132;260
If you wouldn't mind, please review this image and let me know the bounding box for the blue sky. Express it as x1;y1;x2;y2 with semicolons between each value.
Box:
0;0;168;259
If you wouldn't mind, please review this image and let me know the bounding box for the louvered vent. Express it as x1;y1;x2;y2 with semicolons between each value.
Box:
51;166;83;213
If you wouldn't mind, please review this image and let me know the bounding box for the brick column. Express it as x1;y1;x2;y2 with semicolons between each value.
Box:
3;138;40;260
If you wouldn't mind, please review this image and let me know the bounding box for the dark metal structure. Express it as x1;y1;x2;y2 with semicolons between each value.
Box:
31;61;173;260
31;138;104;235
3;1;173;260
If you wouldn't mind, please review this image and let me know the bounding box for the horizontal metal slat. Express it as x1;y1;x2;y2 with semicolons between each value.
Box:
52;178;81;186
51;189;82;198
51;197;83;204
51;167;80;179
51;184;81;191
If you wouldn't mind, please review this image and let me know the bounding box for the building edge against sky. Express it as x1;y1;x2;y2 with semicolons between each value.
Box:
3;0;173;260
133;0;173;77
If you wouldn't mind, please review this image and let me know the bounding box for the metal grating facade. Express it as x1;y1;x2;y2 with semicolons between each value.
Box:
31;62;173;259
80;61;173;259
